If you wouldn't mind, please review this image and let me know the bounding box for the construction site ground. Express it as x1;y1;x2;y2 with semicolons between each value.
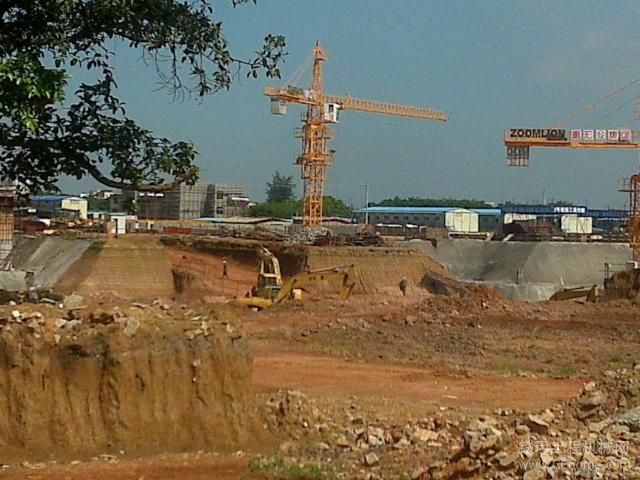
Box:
2;236;639;479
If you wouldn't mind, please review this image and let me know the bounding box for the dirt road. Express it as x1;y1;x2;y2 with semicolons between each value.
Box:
253;352;582;416
0;456;247;480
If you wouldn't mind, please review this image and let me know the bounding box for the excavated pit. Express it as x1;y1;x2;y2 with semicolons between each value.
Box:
160;236;451;299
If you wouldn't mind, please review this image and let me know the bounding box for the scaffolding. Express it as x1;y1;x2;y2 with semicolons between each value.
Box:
163;184;207;220
0;187;15;269
619;174;640;260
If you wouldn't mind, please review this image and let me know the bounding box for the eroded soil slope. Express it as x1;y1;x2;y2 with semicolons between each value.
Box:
0;303;264;462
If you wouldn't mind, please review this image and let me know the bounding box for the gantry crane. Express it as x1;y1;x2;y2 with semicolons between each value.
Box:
265;42;447;227
503;79;640;258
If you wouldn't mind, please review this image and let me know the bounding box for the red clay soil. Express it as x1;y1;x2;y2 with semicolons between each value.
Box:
165;246;257;300
252;352;582;416
0;456;247;480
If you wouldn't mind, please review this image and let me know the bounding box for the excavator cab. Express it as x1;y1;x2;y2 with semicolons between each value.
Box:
255;247;283;300
257;274;281;300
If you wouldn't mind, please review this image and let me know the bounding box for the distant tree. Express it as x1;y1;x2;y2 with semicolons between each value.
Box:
249;199;300;218
502;199;574;207
248;195;351;218
547;200;574;207
323;196;352;217
87;196;110;212
265;171;296;203
373;197;493;209
0;1;285;194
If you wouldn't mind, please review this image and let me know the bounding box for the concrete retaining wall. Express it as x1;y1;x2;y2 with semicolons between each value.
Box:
409;239;632;301
0;236;93;291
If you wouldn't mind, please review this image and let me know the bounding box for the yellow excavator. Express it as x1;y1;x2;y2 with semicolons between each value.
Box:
549;285;600;302
234;247;356;310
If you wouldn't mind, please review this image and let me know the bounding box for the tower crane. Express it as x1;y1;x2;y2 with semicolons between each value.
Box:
504;76;640;167
502;78;640;258
264;42;447;227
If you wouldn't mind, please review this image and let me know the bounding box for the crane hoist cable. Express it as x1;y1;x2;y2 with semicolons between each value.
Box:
285;52;314;87
592;94;640;125
552;76;640;128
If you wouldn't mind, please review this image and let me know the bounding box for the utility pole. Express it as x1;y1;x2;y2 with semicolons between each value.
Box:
364;183;369;225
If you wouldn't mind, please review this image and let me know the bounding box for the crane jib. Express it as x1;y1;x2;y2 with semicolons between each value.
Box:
509;129;567;141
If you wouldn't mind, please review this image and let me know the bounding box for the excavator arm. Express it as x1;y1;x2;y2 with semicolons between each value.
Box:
233;264;356;310
272;264;356;305
257;247;282;279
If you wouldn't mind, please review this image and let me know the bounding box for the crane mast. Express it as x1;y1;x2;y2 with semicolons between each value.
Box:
297;43;332;226
265;42;447;227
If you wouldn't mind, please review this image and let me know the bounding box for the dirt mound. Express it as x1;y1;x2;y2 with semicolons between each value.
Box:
603;268;640;301
420;274;468;297
56;237;174;300
465;283;503;301
0;303;265;461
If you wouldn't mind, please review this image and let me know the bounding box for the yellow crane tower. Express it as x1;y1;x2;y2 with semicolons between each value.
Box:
264;42;447;227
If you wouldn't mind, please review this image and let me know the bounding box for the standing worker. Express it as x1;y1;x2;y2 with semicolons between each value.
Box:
399;277;408;296
222;260;229;279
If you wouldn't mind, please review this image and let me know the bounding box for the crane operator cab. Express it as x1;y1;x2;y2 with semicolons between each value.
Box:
323;103;340;123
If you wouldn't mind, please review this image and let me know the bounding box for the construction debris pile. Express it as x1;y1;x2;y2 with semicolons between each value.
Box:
253;366;640;479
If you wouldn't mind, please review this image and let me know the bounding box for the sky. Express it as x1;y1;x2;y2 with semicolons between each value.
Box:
61;0;640;209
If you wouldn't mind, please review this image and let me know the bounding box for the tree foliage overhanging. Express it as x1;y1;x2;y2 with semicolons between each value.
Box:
0;1;285;193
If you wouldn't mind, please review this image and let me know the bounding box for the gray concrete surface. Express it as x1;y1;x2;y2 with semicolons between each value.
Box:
0;271;30;291
409;239;632;301
0;236;93;291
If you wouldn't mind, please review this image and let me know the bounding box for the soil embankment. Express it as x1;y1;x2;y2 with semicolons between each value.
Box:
57;237;175;300
0;304;263;462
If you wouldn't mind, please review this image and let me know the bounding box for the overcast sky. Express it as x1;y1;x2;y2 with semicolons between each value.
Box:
60;0;640;209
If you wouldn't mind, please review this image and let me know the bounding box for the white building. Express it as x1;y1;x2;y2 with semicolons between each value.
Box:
356;206;482;233
561;215;593;234
31;195;88;220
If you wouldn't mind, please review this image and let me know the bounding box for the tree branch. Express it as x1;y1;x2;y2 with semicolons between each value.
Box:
85;163;198;192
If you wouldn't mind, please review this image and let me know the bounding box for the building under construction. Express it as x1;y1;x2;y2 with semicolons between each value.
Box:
0;187;15;267
134;183;250;220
